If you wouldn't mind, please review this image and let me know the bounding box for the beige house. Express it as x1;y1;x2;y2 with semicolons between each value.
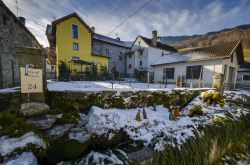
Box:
152;40;244;89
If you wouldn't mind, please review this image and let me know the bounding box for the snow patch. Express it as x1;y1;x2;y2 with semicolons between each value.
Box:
0;132;46;156
2;152;37;165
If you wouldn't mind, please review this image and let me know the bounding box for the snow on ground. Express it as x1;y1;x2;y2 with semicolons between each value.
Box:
0;132;46;156
2;152;37;165
47;81;177;92
0;87;20;93
77;150;124;165
86;91;250;151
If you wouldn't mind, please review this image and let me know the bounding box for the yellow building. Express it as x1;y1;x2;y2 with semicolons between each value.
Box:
46;12;108;78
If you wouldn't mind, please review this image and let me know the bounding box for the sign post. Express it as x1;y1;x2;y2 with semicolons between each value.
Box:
20;67;43;105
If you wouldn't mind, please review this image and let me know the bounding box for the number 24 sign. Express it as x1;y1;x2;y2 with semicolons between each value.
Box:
20;67;43;93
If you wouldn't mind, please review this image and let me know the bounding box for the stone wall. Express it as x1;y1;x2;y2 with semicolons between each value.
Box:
0;2;40;88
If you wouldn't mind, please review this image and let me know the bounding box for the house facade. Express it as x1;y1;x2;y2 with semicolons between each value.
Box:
46;13;109;78
92;33;130;75
236;61;250;89
152;40;244;89
127;31;177;78
0;1;42;88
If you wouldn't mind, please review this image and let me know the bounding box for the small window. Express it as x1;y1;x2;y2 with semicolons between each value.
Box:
73;43;79;50
119;52;123;60
231;55;233;63
72;56;80;61
138;41;141;46
2;15;7;25
243;75;250;81
129;54;132;58
162;52;164;56
186;65;202;79
105;49;109;56
128;64;132;69
140;61;142;66
72;24;78;39
138;50;143;55
163;68;174;79
51;66;55;69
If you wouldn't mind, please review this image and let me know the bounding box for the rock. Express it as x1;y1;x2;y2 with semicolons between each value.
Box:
26;114;58;130
46;124;74;140
78;113;88;126
68;127;91;143
20;102;49;117
2;152;38;165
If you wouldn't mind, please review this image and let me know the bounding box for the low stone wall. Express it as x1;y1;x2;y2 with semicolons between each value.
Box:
46;90;203;112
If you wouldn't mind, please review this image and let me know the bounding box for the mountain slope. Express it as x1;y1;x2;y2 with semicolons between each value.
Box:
160;24;250;60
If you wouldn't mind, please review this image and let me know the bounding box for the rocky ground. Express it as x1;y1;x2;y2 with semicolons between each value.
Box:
0;89;249;164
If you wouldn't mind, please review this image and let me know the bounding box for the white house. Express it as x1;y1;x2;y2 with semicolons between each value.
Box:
152;40;244;89
127;31;177;78
236;61;250;89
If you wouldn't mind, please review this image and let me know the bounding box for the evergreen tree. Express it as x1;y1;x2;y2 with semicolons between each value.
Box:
58;61;70;81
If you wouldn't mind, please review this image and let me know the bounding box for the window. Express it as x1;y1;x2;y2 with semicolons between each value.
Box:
119;52;123;60
72;56;80;61
72;24;78;39
231;55;233;63
186;65;202;79
162;52;164;56
73;43;79;50
128;64;132;69
105;49;109;56
140;61;142;66
138;41;141;46
2;15;7;25
163;68;175;79
128;53;132;58
51;66;55;69
138;49;143;55
243;75;250;81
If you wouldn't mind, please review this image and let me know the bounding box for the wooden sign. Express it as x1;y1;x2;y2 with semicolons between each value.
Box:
20;67;43;93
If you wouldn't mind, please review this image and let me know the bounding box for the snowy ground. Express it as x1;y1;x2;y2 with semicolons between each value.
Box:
47;81;211;92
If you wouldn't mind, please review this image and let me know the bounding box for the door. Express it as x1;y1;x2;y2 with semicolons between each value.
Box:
228;67;236;90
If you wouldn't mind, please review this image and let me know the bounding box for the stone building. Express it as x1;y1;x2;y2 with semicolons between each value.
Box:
92;33;130;75
0;1;42;88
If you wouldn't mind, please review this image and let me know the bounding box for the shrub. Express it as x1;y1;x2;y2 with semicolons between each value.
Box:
189;105;203;117
58;61;70;81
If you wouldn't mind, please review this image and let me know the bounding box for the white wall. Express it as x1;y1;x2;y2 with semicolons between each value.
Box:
154;53;240;88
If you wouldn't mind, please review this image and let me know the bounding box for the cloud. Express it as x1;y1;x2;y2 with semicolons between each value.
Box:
2;0;250;47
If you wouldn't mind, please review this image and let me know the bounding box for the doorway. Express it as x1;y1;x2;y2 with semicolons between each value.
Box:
228;67;236;90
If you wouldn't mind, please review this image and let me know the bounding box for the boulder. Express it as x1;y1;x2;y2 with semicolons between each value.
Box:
26;114;58;130
46;124;74;140
20;102;49;117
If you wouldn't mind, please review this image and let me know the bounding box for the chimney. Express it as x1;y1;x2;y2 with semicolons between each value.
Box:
18;17;26;25
91;26;95;32
152;30;157;47
116;37;120;41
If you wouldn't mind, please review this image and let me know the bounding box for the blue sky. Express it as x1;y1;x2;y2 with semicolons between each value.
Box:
3;0;250;47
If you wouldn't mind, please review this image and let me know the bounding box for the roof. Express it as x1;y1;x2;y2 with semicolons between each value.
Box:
0;1;41;48
48;12;93;35
93;33;130;48
133;36;177;52
152;40;244;66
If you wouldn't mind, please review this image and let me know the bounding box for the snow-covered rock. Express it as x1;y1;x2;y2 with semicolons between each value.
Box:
26;114;58;130
68;127;91;143
2;152;37;165
20;102;49;117
46;124;74;140
0;132;46;156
